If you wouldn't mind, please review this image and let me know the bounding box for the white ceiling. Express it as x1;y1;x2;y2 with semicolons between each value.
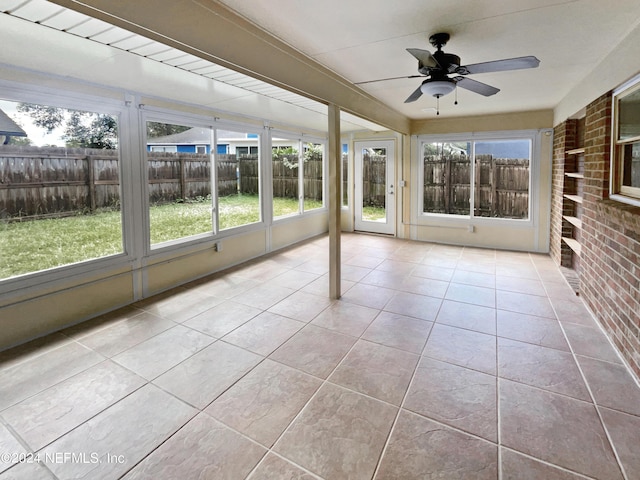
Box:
216;0;640;119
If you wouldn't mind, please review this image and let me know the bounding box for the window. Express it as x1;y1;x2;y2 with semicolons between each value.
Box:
0;98;123;280
216;128;261;230
612;77;640;201
146;122;213;246
421;137;531;220
271;135;325;219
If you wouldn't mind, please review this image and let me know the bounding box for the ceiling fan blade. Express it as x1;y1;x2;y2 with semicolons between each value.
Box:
406;48;441;69
453;76;500;96
355;74;425;85
457;56;540;75
404;85;424;103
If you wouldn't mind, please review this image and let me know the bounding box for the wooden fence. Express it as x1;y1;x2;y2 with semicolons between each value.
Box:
362;153;387;208
0;146;325;220
423;154;529;218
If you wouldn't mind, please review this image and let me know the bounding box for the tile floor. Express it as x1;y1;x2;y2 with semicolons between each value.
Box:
1;233;639;479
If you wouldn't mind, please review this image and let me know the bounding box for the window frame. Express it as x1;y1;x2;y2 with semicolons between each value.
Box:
611;74;640;205
415;130;540;228
270;129;328;222
0;81;132;294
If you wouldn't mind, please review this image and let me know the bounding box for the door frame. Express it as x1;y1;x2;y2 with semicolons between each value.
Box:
354;140;395;235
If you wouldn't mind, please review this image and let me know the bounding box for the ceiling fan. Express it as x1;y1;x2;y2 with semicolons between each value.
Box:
357;33;540;113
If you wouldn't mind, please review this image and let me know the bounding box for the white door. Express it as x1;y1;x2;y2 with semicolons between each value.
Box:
354;140;395;235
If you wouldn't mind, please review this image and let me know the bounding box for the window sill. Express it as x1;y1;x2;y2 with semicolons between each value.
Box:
608;194;640;209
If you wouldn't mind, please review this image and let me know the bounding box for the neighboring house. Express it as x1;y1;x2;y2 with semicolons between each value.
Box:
147;127;292;154
0;108;27;145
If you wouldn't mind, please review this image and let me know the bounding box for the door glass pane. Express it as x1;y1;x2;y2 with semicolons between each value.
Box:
423;142;470;215
0;99;123;279
474;140;530;219
361;147;387;221
147;123;213;246
272;138;300;218
303;143;323;211
216;129;261;230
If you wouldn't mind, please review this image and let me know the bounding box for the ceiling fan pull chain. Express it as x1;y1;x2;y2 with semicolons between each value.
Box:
454;86;458;105
436;96;440;115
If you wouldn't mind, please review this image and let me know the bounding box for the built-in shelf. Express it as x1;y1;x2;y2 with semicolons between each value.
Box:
566;147;585;155
564;194;583;204
563;215;582;229
562;237;582;256
565;172;584;179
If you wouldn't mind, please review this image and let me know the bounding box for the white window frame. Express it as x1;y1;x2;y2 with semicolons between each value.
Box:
0;80;132;296
270;129;328;222
414;130;541;228
610;73;640;206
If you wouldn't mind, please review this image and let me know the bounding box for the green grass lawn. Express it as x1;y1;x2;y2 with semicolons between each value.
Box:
1;195;322;279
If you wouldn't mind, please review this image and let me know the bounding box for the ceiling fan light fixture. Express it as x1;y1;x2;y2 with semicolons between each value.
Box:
420;79;456;98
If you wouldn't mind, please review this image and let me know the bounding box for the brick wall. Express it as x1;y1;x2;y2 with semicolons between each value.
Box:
562;91;640;377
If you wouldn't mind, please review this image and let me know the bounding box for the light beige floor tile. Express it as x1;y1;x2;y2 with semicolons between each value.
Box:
452;270;496;288
248;453;319;480
311;301;379;337
404;357;497;441
498;338;590;400
183;300;262;338
501;449;587;480
496;290;555;318
361;311;432;354
190;274;261;299
42;384;196;480
268;291;333;322
269;325;356;379
133;288;224;322
77;311;176;357
2;360;145;450
445;282;496;308
329;340;419;405
0;342;103;411
341;283;396;309
0;423;27;474
206;359;321;447
436;300;496;335
0;332;72;368
500;379;623;480
112;325;214;379
274;383;397;480
233;284;296;310
0;462;56;479
600;407;640;479
497;310;569;351
563;323;622;363
383;291;442;321
123;413;266;480
577;356;640;416
424;323;497;375
154;341;262;408
375;410;497;480
411;263;455;281
222;312;304;356
269;269;320;290
495;275;546;297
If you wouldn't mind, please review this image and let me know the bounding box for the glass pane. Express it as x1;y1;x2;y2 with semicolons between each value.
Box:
422;142;470;215
0;99;122;279
622;141;640;188
618;88;640;141
147;123;212;245
217;129;261;230
272;138;300;218
303;143;323;211
474;140;530;219
342;144;349;207
360;147;387;221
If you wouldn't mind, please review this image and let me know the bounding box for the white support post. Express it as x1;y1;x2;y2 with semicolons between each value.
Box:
328;104;341;299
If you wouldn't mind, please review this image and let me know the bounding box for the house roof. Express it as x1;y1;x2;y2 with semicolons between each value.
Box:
147;129;255;145
0;108;27;137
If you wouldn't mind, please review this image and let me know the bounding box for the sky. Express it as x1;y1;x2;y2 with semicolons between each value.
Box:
0;99;66;146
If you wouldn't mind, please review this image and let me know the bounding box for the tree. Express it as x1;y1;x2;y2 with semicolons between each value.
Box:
16;103;118;149
146;122;190;137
